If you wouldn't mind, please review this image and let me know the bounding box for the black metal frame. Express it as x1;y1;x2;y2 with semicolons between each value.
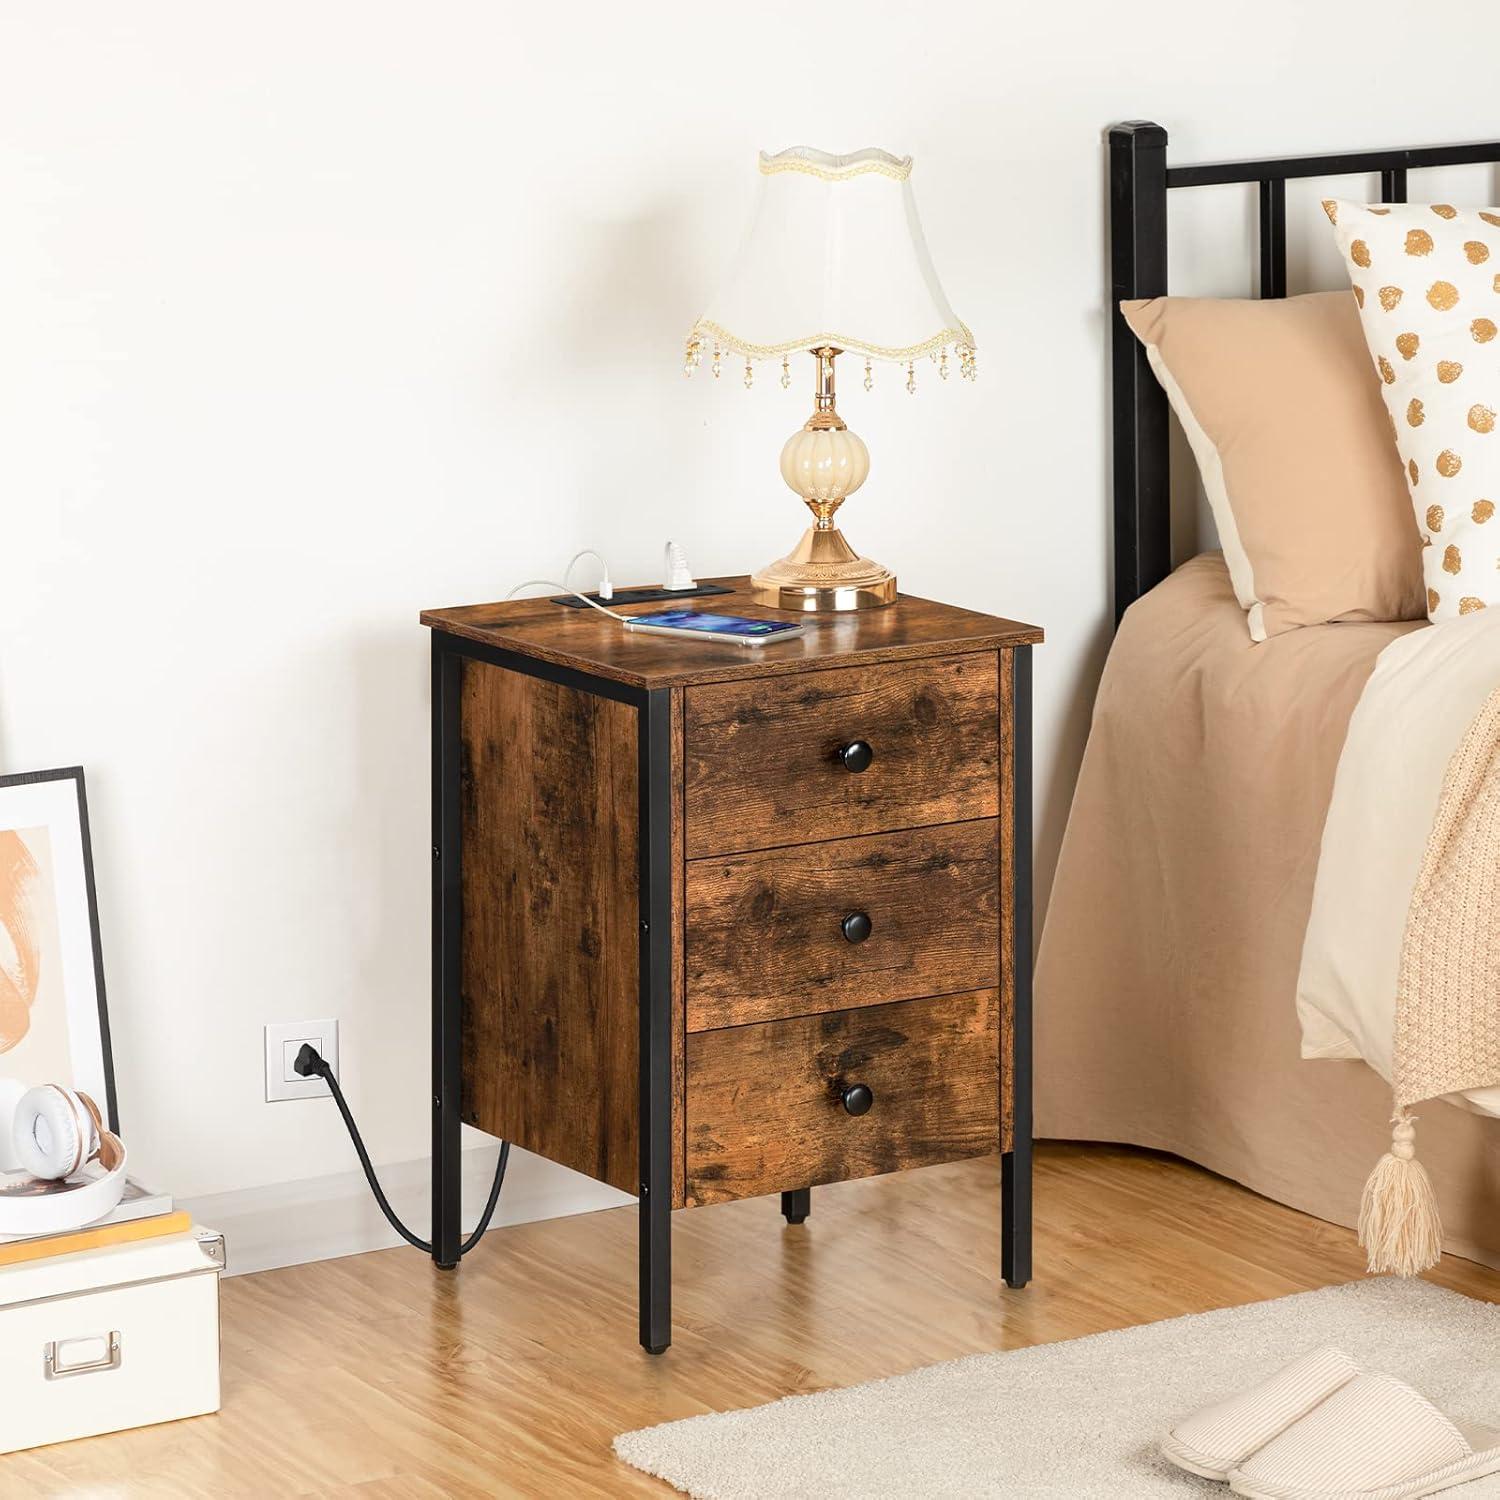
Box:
0;767;117;1133
1001;645;1032;1289
1109;120;1500;624
429;630;676;1352
636;686;674;1356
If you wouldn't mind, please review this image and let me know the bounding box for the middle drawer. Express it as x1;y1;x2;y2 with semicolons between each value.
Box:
685;818;1000;1031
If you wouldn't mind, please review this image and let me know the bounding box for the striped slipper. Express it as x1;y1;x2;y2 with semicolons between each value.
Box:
1162;1347;1361;1481
1228;1371;1500;1499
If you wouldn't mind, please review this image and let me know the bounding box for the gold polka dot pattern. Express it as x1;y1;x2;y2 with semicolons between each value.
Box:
1331;198;1500;619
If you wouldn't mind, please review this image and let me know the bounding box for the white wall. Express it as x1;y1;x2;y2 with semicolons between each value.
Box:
2;3;1496;1238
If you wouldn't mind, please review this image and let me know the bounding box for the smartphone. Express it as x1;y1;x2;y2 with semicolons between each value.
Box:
622;609;805;647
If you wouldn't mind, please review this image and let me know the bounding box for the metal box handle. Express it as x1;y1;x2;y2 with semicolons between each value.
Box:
43;1331;122;1380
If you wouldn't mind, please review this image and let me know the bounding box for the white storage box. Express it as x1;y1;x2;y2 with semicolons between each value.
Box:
0;1228;223;1455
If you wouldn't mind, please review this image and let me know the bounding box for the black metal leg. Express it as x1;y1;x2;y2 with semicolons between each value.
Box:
638;689;674;1354
431;634;464;1270
781;1188;810;1225
1002;1150;1031;1289
1002;645;1033;1291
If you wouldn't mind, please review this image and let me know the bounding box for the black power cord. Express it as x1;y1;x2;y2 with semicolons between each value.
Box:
293;1043;509;1259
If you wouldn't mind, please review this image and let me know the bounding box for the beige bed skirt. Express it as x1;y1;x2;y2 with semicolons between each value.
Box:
1035;555;1500;1271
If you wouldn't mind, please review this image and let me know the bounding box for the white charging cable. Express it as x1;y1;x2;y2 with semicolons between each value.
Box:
505;579;628;622
506;548;622;622
565;549;614;601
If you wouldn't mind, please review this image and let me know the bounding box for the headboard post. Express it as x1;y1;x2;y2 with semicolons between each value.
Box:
1108;121;1171;625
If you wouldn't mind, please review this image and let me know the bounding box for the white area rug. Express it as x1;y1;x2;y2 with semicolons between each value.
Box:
615;1280;1500;1498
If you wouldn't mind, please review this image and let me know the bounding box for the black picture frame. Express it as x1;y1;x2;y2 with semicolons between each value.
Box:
0;767;116;1132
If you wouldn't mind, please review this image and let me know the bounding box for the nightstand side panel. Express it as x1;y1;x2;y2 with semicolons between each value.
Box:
458;659;642;1196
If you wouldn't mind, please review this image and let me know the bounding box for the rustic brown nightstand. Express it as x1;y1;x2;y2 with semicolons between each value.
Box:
420;579;1042;1354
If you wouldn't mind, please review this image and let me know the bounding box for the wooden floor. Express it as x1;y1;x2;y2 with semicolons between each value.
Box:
13;1143;1500;1498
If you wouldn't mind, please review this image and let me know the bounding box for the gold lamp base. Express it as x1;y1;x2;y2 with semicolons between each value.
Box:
750;524;898;612
752;345;897;612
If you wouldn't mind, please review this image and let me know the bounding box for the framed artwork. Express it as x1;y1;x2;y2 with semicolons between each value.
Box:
0;769;115;1131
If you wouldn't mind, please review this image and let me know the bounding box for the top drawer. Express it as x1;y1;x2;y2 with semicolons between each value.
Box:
683;652;999;858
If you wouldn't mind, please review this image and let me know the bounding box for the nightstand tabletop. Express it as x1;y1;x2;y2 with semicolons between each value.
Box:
420;576;1042;690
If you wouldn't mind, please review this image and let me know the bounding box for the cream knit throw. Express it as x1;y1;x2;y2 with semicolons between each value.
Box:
1361;685;1500;1276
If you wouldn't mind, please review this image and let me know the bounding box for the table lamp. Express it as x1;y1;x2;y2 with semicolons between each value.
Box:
685;146;976;611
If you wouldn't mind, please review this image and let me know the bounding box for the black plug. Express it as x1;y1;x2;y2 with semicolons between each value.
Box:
293;1043;330;1079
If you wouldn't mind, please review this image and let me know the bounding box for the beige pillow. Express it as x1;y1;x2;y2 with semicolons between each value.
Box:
1122;291;1425;640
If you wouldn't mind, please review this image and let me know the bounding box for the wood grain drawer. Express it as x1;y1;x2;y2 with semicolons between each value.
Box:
684;989;999;1206
685;819;999;1031
683;653;999;858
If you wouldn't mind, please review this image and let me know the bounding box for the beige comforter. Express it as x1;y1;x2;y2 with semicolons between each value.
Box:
1036;554;1500;1268
1299;606;1500;1118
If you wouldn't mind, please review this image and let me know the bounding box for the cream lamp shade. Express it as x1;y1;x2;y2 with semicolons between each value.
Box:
687;147;974;378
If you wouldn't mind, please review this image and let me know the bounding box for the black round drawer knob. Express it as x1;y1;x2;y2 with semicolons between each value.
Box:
841;1082;874;1117
840;911;873;944
838;740;874;774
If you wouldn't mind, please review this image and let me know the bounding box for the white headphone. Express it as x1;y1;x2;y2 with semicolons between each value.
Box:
0;1081;128;1236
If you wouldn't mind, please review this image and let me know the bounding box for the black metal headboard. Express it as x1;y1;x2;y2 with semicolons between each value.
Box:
1108;119;1500;626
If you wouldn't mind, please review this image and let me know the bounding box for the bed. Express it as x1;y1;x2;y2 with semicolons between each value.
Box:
1035;122;1500;1269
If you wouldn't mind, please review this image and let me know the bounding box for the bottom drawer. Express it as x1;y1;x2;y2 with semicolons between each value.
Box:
685;989;1000;1207
0;1268;221;1455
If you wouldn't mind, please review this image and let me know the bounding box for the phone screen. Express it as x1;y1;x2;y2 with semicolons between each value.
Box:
628;610;801;638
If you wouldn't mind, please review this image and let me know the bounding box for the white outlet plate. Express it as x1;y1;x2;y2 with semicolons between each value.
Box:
264;1019;339;1102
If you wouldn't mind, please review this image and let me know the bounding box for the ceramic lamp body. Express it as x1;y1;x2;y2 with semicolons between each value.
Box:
751;347;897;610
780;426;870;520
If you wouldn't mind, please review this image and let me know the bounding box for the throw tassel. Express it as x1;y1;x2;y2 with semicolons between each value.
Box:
1358;1110;1442;1276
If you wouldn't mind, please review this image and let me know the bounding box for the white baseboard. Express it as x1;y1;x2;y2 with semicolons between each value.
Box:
183;1146;634;1277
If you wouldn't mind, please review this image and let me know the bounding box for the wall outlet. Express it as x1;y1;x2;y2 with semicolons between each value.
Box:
264;1019;339;1102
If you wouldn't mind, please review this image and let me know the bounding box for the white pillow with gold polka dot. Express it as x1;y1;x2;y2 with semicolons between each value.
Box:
1327;198;1500;620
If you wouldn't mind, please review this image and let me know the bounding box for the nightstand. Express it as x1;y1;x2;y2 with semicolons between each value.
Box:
421;580;1042;1354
